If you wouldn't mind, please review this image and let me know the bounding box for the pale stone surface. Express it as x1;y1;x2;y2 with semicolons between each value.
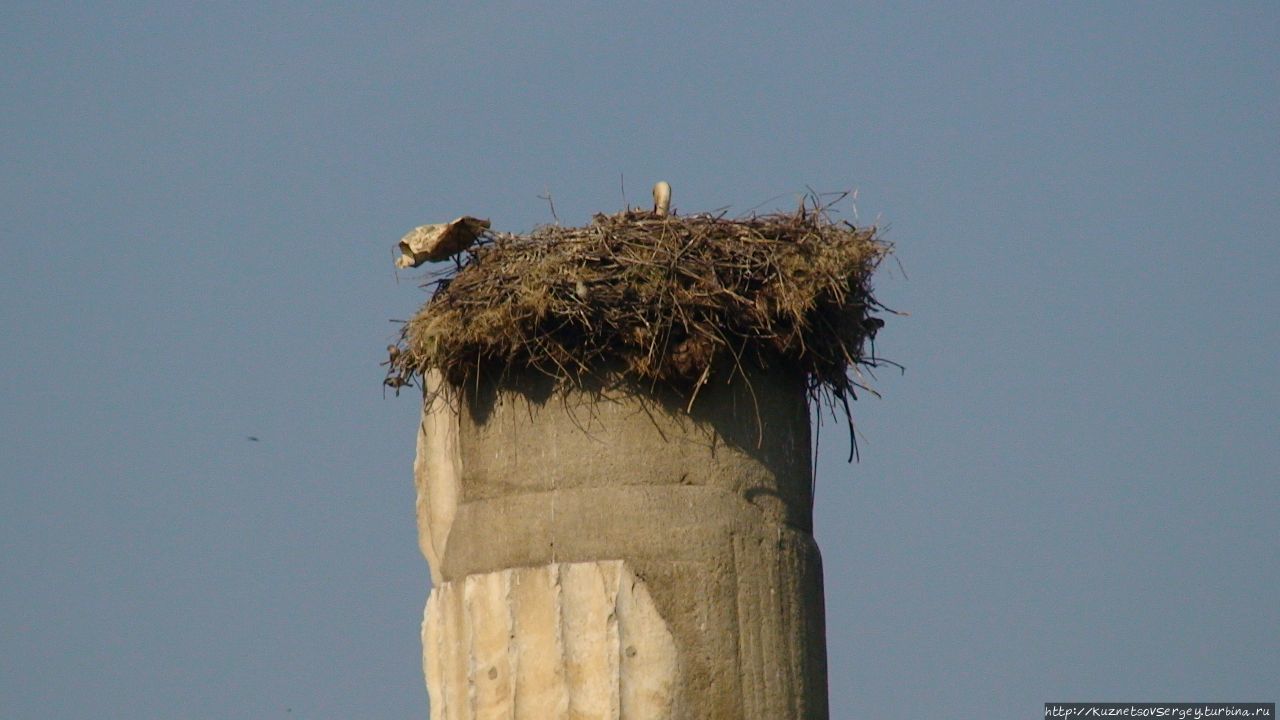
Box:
415;366;829;718
560;562;620;718
423;561;676;720
615;565;678;717
467;570;515;719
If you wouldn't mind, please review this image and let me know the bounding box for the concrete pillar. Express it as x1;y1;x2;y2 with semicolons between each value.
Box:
415;365;829;719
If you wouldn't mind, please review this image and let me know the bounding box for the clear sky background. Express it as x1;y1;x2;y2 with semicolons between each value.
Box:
3;2;1277;718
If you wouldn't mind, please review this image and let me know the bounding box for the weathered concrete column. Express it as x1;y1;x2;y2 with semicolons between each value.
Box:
415;365;829;719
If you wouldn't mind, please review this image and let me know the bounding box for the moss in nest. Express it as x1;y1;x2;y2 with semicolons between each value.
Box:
386;196;897;454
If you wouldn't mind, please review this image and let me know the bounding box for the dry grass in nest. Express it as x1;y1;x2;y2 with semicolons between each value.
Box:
386;195;897;457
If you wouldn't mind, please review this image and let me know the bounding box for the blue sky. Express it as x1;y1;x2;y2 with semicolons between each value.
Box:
2;2;1276;717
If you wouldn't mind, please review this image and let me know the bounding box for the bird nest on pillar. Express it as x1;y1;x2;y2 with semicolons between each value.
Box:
386;195;896;451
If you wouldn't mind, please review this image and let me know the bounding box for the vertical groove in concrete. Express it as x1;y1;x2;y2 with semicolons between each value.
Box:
760;531;785;717
466;570;514;719
511;563;569;718
731;526;830;719
433;579;472;720
733;534;765;718
559;562;620;719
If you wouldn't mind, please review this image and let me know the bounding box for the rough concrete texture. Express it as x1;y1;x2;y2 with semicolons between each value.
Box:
423;561;677;720
415;365;829;718
416;369;461;586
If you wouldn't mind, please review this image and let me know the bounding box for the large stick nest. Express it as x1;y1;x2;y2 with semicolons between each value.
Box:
387;198;895;436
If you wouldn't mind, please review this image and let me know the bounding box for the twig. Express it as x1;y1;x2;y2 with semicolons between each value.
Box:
538;188;560;225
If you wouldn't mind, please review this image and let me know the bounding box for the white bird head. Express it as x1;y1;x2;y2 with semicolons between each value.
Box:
652;181;671;217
